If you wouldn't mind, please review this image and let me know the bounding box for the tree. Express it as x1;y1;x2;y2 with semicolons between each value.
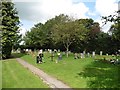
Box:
52;15;88;57
86;22;101;52
23;15;102;55
96;32;114;54
12;34;22;50
1;1;20;59
102;10;120;53
74;19;101;53
23;23;50;49
102;10;120;41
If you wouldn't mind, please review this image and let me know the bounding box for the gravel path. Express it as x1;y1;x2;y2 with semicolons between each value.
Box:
16;58;73;89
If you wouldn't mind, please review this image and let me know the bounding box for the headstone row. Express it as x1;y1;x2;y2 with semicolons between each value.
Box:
74;51;105;58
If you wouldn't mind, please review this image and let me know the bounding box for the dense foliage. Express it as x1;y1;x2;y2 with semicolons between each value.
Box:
1;1;20;59
1;1;118;58
23;10;120;55
24;14;102;54
102;10;120;54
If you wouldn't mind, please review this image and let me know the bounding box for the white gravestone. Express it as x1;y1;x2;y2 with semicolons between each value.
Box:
92;51;95;57
81;53;85;58
49;49;52;53
100;51;103;56
83;51;86;58
87;52;90;57
83;51;86;55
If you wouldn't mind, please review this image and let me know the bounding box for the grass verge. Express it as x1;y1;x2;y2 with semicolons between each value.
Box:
0;60;2;89
2;59;49;88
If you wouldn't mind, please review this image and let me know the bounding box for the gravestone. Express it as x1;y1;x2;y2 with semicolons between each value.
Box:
40;49;43;53
118;50;120;52
68;51;71;54
74;53;78;59
49;49;52;53
54;49;57;53
28;49;32;52
100;51;103;56
26;49;28;52
106;53;108;56
83;51;86;57
87;52;90;57
58;49;60;52
83;51;86;55
92;51;95;57
48;49;49;52
81;53;85;58
80;53;83;58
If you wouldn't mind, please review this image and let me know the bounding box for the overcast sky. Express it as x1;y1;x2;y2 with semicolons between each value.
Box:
13;0;119;35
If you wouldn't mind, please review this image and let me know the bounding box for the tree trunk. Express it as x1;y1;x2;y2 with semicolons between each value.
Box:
66;47;69;57
63;41;71;58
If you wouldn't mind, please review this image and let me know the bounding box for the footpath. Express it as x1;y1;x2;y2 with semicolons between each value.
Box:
16;58;73;89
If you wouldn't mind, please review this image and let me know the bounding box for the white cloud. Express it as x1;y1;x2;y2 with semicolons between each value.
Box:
87;11;97;16
95;0;118;32
14;0;89;24
14;0;89;35
95;18;113;33
95;0;118;16
14;0;118;34
19;27;27;36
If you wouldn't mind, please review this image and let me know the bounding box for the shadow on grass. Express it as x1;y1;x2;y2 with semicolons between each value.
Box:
11;53;27;58
77;60;120;88
2;53;26;60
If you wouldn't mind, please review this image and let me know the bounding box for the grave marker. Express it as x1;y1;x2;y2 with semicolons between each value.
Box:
87;52;90;57
49;49;52;53
92;51;95;57
81;53;85;58
100;51;103;56
83;51;86;55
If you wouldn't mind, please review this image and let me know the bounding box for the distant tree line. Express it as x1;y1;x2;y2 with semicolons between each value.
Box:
23;12;120;55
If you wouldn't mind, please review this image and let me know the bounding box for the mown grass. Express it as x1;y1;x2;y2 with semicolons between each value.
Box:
19;52;120;88
0;60;2;89
2;59;49;88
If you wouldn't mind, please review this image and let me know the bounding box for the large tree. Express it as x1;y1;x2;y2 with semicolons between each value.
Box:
23;14;102;55
23;23;47;49
52;15;88;57
73;19;101;53
1;1;20;59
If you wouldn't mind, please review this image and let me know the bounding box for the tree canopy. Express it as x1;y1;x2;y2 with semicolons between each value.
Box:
1;1;20;59
102;10;120;53
23;14;104;55
23;10;120;55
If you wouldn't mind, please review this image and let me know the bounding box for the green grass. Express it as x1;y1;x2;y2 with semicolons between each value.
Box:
20;52;120;88
0;60;2;89
2;59;49;88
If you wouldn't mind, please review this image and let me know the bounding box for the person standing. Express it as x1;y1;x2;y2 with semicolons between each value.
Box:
36;50;44;64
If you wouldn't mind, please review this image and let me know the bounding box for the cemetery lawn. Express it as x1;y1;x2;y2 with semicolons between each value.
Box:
0;60;2;89
2;59;49;88
18;52;120;88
